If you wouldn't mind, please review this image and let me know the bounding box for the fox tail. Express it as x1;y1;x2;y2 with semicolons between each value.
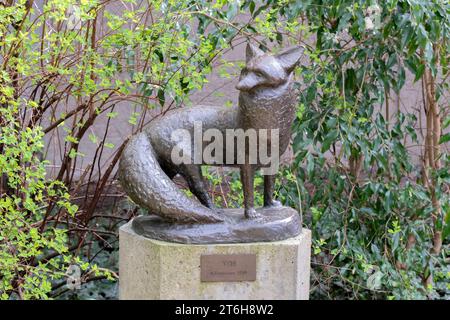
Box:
118;132;223;223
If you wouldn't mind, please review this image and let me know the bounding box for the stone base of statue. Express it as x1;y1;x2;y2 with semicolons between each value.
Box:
119;207;311;300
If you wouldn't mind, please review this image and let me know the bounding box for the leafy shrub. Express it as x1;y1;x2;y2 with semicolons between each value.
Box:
204;0;449;299
0;98;72;298
248;0;449;299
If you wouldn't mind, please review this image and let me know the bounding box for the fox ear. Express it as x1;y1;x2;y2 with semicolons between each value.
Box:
246;43;264;63
275;46;303;73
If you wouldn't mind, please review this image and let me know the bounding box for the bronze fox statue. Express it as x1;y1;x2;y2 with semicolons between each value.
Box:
119;44;302;224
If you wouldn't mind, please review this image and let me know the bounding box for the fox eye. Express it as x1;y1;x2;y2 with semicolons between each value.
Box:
254;71;265;78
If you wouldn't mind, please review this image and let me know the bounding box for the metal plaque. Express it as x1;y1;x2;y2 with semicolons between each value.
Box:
200;254;256;282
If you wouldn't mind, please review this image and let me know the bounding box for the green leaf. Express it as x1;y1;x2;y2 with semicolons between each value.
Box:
424;42;434;63
439;133;450;144
367;271;383;290
249;1;255;15
306;153;314;177
107;111;118;119
157;89;165;107
413;64;425;82
88;133;98;144
104;142;115;149
443;206;450;240
321;129;339;152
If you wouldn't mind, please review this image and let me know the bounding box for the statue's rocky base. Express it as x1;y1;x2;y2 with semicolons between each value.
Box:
131;206;301;244
119;213;311;300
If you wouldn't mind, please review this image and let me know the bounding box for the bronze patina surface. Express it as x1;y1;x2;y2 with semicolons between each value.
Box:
118;44;303;242
131;206;301;244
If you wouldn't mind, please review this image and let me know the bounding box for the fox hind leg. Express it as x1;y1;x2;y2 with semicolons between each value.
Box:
179;164;215;209
263;174;282;207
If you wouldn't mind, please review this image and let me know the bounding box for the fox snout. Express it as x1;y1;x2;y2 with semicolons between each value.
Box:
236;72;260;91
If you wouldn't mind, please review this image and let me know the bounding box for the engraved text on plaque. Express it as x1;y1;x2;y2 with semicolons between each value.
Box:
200;254;257;282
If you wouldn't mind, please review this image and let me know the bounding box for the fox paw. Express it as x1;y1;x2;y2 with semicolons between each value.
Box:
244;208;260;219
264;200;282;208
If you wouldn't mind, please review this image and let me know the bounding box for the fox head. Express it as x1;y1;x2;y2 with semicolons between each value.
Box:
236;43;302;92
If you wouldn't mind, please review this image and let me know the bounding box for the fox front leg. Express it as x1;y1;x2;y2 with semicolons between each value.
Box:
240;164;260;219
263;174;282;208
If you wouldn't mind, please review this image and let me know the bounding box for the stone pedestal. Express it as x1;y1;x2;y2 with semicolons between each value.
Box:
119;220;311;300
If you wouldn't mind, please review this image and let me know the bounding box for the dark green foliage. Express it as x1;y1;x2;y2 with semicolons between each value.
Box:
246;0;450;299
